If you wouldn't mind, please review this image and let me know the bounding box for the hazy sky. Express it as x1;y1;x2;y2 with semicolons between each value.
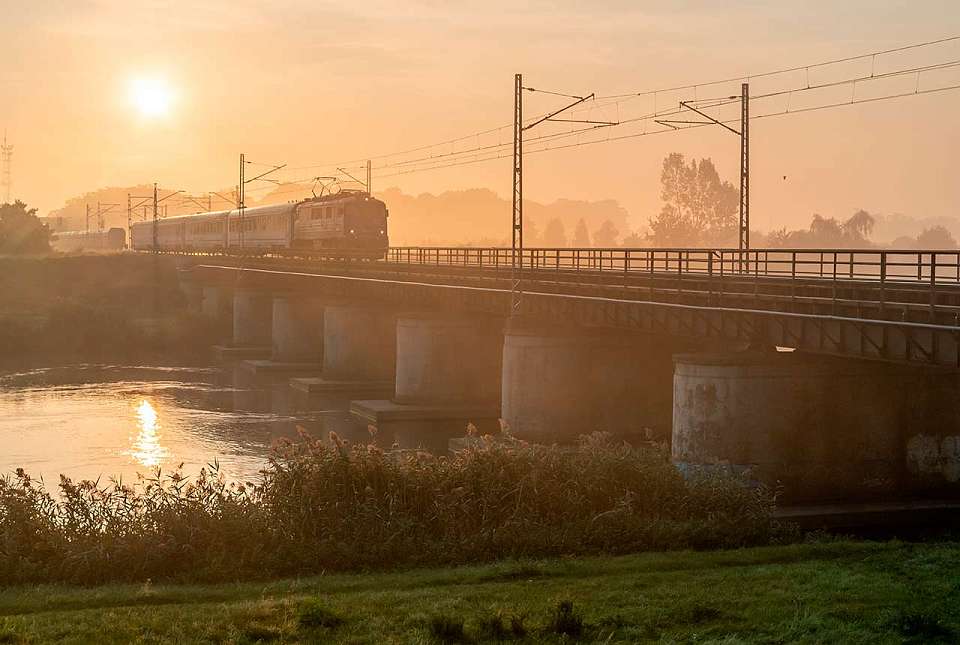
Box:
2;1;959;233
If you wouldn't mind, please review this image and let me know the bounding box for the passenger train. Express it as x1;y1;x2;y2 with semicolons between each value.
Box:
51;227;126;253
129;190;388;258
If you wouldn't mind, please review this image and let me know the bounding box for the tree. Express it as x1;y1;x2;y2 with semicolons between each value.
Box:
0;201;50;255
593;220;619;247
541;218;567;247
843;209;875;240
572;219;590;247
764;210;877;249
647;153;738;246
620;230;645;247
916;225;957;249
523;218;541;247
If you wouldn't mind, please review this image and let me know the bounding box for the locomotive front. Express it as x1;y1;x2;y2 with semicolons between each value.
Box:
293;191;388;258
343;194;388;256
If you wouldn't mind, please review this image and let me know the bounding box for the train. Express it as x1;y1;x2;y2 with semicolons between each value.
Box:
51;227;126;253
129;191;389;258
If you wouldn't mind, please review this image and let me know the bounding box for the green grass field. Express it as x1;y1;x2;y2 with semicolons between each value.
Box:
0;540;956;644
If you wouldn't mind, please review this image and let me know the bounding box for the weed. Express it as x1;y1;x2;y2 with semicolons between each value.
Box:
238;624;281;642
508;613;527;638
548;600;584;638
477;612;509;641
888;610;955;643
296;598;343;630
429;614;469;644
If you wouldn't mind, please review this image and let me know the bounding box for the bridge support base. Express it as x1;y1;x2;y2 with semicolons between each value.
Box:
350;400;501;452
290;377;394;396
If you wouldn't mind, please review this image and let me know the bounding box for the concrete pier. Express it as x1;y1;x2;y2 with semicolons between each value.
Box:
180;280;204;314
290;304;397;395
351;314;503;450
271;296;324;362
393;315;502;405
501;319;682;444
322;304;397;382
671;351;905;502
242;295;324;374
201;285;233;325
212;287;272;360
233;287;273;347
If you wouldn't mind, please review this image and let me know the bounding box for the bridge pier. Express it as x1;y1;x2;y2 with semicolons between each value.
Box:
243;295;324;374
899;370;960;495
501;318;685;444
211;287;273;360
179;279;204;314
290;304;396;398
670;351;931;503
351;313;503;451
201;285;233;327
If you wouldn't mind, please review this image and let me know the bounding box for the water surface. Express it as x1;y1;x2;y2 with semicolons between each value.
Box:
0;364;361;484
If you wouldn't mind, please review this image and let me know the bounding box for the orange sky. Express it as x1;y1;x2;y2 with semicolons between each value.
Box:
1;1;959;234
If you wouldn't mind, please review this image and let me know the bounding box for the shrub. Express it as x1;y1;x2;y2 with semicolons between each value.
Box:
0;433;780;585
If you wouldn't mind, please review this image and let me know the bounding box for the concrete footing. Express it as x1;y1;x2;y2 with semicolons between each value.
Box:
212;344;271;361
350;399;501;452
501;318;684;444
241;360;324;375
290;377;394;396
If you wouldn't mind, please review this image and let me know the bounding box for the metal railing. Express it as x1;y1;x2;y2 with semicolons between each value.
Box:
386;247;960;287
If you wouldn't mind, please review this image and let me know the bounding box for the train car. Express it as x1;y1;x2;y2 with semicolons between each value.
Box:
129;191;388;258
51;228;126;253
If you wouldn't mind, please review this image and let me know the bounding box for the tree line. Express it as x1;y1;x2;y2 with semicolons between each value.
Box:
0;201;51;254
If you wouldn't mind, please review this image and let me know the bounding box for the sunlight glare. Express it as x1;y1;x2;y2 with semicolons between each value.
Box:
132;399;167;468
128;77;174;119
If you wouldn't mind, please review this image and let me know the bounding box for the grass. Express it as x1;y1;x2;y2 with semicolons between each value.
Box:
0;541;955;643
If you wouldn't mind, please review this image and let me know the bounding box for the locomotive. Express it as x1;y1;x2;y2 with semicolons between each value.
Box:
51;227;126;253
129;190;388;258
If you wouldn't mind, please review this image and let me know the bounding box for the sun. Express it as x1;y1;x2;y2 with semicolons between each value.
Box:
128;77;175;119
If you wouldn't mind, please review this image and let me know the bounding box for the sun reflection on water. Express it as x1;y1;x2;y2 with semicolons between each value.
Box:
132;399;168;468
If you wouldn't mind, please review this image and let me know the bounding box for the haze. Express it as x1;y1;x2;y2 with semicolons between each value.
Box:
2;1;959;234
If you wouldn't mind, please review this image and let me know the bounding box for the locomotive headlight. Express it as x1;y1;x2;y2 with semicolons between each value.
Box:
380;229;385;235
349;229;355;234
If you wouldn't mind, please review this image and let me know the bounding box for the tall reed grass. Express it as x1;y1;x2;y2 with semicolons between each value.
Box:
0;432;783;585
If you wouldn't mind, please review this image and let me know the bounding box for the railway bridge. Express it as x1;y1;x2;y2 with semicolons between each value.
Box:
177;246;960;505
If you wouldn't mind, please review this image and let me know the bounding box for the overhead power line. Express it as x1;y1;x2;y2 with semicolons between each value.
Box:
262;35;958;181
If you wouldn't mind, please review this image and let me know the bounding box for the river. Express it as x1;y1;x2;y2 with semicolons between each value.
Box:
0;363;364;485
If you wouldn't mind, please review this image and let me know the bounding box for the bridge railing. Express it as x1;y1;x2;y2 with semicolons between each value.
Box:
386;247;960;287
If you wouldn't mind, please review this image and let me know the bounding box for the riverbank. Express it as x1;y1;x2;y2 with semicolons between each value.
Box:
0;541;955;643
0;254;218;366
